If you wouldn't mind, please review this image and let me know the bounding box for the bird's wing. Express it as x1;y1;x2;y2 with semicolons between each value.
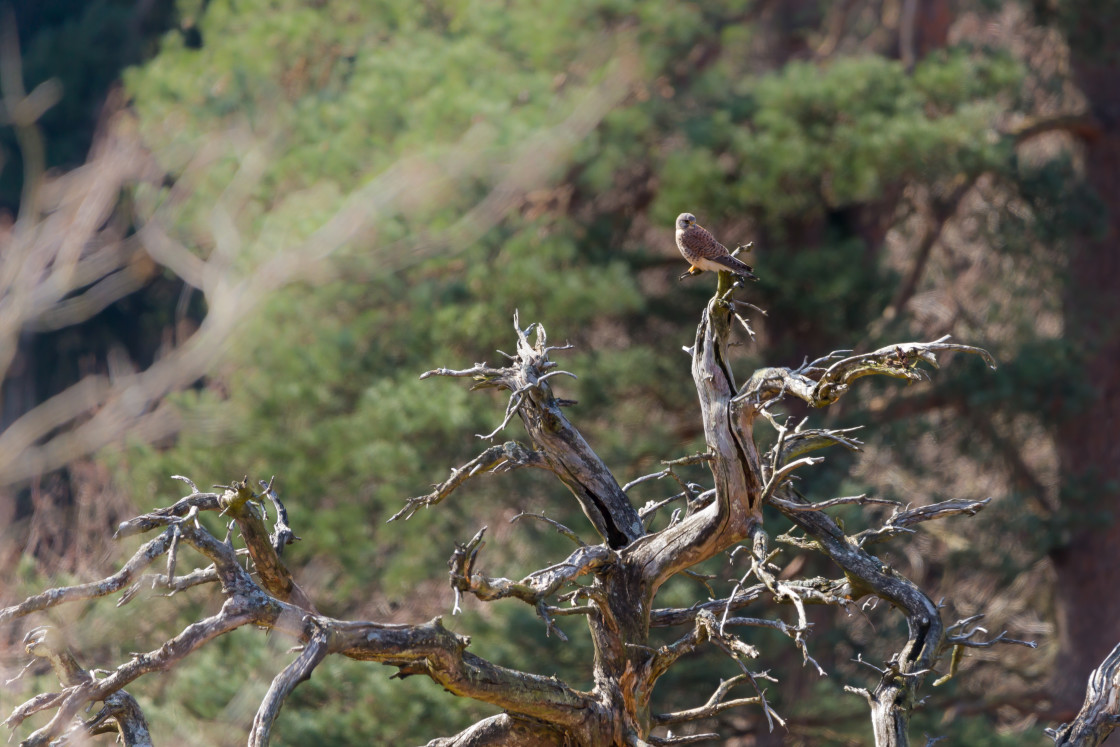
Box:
692;226;729;259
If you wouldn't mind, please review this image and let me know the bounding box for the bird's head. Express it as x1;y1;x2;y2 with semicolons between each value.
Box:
676;213;696;230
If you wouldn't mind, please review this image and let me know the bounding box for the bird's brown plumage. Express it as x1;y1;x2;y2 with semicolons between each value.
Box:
674;212;757;280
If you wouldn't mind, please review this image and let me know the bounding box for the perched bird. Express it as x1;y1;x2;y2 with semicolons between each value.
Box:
675;212;757;281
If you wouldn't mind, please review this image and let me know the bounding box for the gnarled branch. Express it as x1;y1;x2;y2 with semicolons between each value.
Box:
1048;641;1120;746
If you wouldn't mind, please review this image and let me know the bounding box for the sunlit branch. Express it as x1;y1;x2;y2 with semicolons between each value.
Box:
249;623;330;747
652;674;761;727
855;498;992;547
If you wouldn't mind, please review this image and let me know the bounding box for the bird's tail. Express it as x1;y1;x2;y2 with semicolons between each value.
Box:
712;255;759;281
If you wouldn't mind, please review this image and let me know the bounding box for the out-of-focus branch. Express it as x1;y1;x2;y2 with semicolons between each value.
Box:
1005;113;1101;145
865;176;977;342
4;627;153;746
0;46;636;488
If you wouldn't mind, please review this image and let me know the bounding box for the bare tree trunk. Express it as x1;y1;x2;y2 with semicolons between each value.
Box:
1052;7;1120;714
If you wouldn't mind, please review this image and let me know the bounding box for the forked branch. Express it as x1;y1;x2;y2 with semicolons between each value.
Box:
448;527;611;623
652;674;761;727
739;337;996;409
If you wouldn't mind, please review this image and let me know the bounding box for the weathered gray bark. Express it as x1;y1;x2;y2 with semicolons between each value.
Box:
1048;641;1120;746
3;276;1024;746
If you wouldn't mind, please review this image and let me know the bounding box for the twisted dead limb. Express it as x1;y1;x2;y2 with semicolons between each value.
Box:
3;627;152;746
1047;642;1120;746
3;481;595;747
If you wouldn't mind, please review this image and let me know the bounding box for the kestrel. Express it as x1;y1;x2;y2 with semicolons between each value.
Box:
675;213;757;281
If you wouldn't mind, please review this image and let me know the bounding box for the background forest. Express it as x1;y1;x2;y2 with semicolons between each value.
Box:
2;0;1118;744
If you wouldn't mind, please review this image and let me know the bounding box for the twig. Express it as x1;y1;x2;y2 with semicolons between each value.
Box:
759;456;824;506
638;490;689;520
478;392;526;440
945;615;1036;650
663;452;714;467
510;511;586;547
652;674;759;726
114;492;222;538
389;442;543;522
419;363;505;382
720;616;810;634
770;493;900;512
650;585;767;627
2;529;176;624
448;532;612;620
648;732;722;745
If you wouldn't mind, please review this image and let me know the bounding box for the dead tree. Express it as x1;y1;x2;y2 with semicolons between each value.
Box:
4;271;1040;746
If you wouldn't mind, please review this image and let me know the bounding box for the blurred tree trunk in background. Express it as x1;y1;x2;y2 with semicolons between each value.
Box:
1051;0;1120;716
